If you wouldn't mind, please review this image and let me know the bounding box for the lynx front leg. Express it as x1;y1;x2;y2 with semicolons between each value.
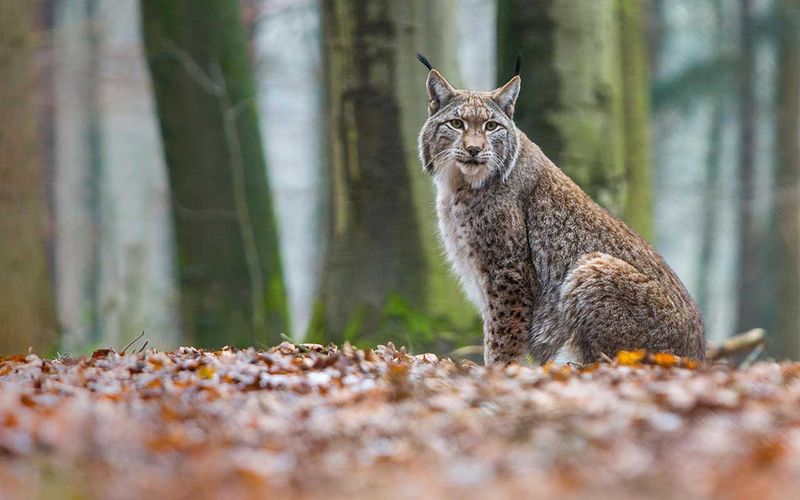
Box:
482;275;535;366
483;318;529;365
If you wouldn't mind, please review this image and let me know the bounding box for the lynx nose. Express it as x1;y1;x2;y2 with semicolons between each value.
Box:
466;146;481;157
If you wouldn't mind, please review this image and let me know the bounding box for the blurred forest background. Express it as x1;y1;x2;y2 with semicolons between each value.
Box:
0;0;798;359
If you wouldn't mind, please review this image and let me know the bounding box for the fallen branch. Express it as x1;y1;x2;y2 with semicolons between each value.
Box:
280;333;311;353
705;328;766;361
449;345;484;358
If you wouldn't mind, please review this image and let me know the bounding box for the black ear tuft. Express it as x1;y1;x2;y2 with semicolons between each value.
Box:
416;53;433;71
514;52;522;77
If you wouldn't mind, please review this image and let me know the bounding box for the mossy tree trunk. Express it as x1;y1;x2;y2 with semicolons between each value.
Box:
617;0;652;240
497;0;651;237
0;0;57;353
393;1;479;340
141;0;288;348
774;0;800;358
311;0;476;350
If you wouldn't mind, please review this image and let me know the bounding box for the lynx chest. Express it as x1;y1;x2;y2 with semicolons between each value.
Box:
435;186;491;316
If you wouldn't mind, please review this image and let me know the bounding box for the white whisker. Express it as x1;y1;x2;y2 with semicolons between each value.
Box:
423;147;458;172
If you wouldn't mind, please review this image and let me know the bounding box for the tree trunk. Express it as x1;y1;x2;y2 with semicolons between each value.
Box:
393;1;479;340
617;0;652;239
0;0;57;353
735;0;765;335
53;1;180;352
650;0;744;343
774;0;800;358
141;0;288;348
497;0;650;232
310;0;435;348
251;1;324;339
697;0;726;315
52;0;100;350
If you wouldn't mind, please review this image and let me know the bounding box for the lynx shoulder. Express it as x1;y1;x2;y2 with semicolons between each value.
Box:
417;61;705;366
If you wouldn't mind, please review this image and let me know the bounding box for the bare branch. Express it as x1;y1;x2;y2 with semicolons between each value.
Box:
706;328;766;361
162;39;223;96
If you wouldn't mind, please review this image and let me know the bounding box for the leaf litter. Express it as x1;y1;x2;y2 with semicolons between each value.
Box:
0;343;799;499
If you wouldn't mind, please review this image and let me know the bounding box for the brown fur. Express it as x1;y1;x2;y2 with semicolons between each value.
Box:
418;70;705;365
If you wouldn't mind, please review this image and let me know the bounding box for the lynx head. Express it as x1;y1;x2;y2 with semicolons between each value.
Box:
417;57;521;190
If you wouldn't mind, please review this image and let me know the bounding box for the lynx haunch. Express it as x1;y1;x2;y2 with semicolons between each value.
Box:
417;59;705;366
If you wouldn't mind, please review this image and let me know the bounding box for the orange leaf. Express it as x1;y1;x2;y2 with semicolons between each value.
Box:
197;364;216;379
682;359;699;370
0;354;26;363
146;378;162;389
91;348;115;359
616;350;646;366
388;363;409;377
2;412;18;428
544;361;573;380
752;439;787;465
652;353;679;368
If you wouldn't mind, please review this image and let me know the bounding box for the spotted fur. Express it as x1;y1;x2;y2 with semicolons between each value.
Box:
418;70;705;366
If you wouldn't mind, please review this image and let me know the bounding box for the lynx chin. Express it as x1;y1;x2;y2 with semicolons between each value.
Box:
417;58;705;366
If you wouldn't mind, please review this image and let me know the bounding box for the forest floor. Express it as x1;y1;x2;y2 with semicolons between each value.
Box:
0;342;799;499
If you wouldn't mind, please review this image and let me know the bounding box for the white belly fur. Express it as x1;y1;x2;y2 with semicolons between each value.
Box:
435;176;488;316
553;343;580;364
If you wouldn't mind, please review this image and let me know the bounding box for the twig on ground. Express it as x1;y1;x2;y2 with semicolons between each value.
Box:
280;333;311;353
706;328;765;361
121;331;145;355
449;345;484;358
136;341;149;354
738;343;765;369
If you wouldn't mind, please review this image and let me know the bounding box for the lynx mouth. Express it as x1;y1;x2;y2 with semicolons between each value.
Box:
457;161;488;176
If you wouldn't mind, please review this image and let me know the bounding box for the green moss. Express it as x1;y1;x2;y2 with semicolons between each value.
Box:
341;306;367;344
306;292;480;354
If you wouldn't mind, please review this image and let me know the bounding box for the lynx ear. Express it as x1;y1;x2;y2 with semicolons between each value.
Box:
426;69;456;116
492;75;521;118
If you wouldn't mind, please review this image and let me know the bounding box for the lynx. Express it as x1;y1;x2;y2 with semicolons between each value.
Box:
416;56;705;365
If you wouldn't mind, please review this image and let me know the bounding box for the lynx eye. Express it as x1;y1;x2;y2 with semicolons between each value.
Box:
485;121;499;131
448;119;464;130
